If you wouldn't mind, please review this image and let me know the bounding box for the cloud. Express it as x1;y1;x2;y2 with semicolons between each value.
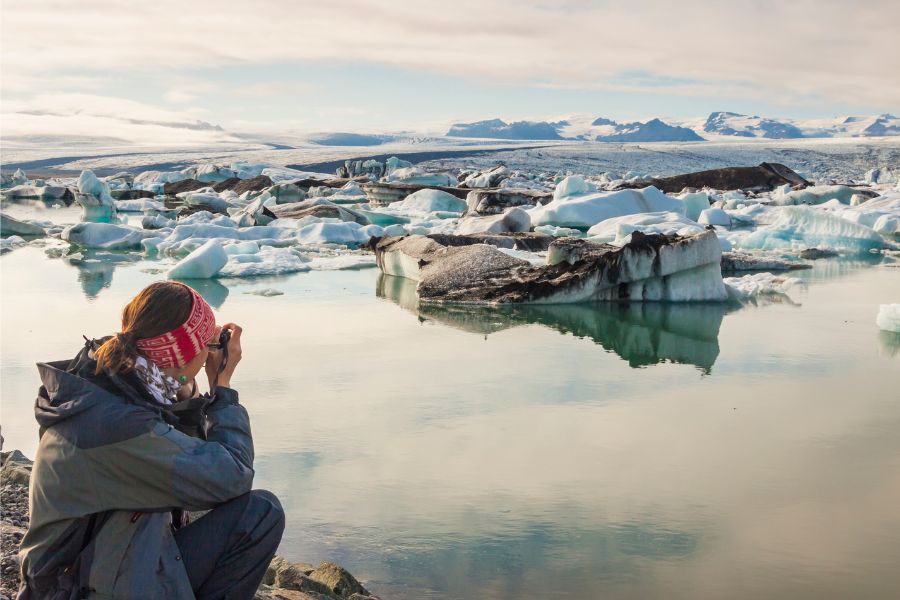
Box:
1;0;898;108
164;90;196;103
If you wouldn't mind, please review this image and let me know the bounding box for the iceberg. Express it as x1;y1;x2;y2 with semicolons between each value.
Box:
773;185;858;206
738;206;885;253
455;208;531;235
219;246;310;277
394;189;468;214
0;235;27;253
168;239;228;279
371;230;727;304
876;304;900;333
698;208;732;227
723;272;803;300
62;223;154;250
678;192;711;221
530;185;684;229
1;212;46;236
586;212;705;246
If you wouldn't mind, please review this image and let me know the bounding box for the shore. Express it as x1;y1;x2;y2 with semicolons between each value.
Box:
0;451;381;600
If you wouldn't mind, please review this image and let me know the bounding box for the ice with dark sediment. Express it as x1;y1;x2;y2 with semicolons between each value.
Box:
371;230;728;304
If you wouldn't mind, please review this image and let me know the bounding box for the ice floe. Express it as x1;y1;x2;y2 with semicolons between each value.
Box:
530;183;684;229
737;207;885;253
876;304;900;333
723;272;803;300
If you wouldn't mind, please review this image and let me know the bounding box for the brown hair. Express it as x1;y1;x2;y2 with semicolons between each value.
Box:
94;282;193;374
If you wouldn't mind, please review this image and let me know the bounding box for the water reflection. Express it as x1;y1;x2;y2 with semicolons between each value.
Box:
65;250;142;299
377;274;738;372
174;278;230;309
877;331;900;357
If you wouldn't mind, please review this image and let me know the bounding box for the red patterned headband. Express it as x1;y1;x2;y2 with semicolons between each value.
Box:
135;285;216;369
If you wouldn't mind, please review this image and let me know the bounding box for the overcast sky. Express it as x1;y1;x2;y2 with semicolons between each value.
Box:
1;0;898;137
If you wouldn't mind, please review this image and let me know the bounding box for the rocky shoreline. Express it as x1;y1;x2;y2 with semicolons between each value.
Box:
0;451;381;600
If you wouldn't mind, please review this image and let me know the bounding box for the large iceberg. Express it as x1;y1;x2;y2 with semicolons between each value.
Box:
371;230;727;304
168;239;228;279
737;206;885;253
530;184;684;229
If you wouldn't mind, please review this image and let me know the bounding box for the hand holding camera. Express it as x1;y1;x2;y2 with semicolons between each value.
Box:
205;323;243;390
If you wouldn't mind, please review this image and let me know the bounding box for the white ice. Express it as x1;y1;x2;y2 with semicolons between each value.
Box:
530;185;684;229
698;208;732;227
62;222;153;250
723;272;803;300
678;191;711;221
586;212;706;246
876;304;900;333
394;189;467;214
456;208;531;235
737;206;885;253
168;239;228;279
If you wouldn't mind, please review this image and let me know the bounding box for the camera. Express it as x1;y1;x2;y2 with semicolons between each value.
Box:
218;328;231;349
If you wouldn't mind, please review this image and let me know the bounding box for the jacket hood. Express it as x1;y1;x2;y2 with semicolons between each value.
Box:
34;339;124;429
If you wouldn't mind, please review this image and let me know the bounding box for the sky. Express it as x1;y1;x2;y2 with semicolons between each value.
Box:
1;0;899;140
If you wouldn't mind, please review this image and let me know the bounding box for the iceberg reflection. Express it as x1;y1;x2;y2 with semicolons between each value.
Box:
377;274;737;372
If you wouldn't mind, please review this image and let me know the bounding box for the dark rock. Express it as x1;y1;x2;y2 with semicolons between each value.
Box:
618;162;810;193
163;179;208;196
213;175;274;195
799;248;839;260
110;189;157;200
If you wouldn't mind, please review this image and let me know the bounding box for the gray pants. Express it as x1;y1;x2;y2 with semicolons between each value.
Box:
174;490;285;600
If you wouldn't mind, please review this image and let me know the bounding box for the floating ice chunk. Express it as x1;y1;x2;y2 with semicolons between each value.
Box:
243;288;284;297
395;189;467;214
385;167;454;187
12;169;29;186
194;164;234;183
230;194;274;227
224;240;260;255
0;235;27;253
168;239;228;279
294;221;381;246
698;208;732;227
831;193;900;234
77;170;114;205
306;254;377;270
534;225;583;237
382;224;407;236
876;304;900;332
678;192;711;221
219;246;310;277
179;190;233;213
724;272;803;300
179;211;237;227
1;212;46;236
142;215;175;230
586;212;704;246
738;206;884;253
456;208;531;235
385;156;413;175
62;223;154;250
134;169;190;187
1;184;71;201
115;199;167;212
531;186;684;229
553;175;595;201
774;185;858;206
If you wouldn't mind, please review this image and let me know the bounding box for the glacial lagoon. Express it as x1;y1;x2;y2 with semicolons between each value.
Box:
2;214;898;599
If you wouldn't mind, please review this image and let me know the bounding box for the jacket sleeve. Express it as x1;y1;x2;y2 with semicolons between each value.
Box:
85;388;255;511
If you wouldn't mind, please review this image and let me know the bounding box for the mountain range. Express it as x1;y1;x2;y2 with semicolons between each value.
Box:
444;112;900;142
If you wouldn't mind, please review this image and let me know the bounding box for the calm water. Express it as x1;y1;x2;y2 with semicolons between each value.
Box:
2;210;900;598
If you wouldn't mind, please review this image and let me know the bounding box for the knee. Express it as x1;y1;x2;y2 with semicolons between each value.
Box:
248;489;285;530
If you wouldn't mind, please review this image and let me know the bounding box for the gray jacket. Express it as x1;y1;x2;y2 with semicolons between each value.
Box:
18;340;255;599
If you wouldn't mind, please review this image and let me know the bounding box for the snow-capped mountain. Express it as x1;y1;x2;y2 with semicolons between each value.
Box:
446;119;564;140
702;112;804;139
595;118;704;142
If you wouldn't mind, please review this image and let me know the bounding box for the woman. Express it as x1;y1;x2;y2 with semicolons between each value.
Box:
17;281;284;600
